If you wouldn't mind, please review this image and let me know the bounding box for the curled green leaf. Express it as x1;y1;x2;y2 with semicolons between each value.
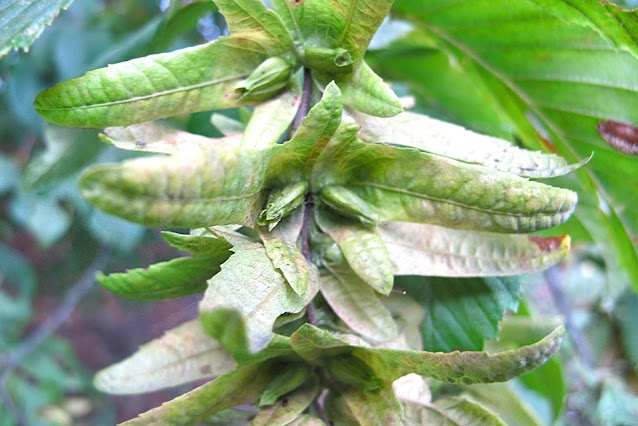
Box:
235;57;293;102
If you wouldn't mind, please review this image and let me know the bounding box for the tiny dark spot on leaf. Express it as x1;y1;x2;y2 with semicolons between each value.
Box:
200;365;212;375
597;120;638;155
135;140;147;148
529;236;565;252
281;398;288;407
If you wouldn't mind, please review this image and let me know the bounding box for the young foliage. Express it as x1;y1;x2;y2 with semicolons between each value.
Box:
30;0;598;422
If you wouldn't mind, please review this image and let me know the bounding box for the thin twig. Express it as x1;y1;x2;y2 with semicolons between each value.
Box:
546;266;595;368
0;247;111;424
292;68;313;133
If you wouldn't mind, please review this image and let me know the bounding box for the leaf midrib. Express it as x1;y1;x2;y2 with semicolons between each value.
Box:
36;73;249;112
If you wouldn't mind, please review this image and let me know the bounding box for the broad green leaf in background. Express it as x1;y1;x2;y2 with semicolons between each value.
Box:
9;194;72;248
199;243;319;354
0;0;74;59
291;324;565;384
34;37;269;128
380;222;570;277
122;361;279;425
349;110;591;178
94;320;237;395
396;275;523;352
79;140;270;228
616;290;638;369
97;233;232;300
321;263;398;343
382;0;638;288
316;209;393;295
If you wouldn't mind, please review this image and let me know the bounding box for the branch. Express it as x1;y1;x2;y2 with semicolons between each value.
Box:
0;247;111;424
546;266;595;368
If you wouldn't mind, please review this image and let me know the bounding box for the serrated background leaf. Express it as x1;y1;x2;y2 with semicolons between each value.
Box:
397;275;523;352
378;0;638;288
0;0;74;59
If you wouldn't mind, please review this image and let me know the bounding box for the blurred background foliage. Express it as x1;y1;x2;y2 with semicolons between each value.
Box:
0;0;637;424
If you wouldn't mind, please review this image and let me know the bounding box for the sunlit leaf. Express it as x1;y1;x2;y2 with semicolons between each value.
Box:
316;209;393;295
94;320;237;395
97;233;232;300
272;0;394;63
336;61;402;117
380;222;570;277
321;263;398;343
259;230;310;296
350;110;590;178
212;0;295;56
35;37;269;127
199;243;319;354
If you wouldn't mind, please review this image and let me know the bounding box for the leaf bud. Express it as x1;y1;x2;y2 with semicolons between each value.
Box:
236;57;292;102
305;47;355;75
258;181;309;229
317;185;380;225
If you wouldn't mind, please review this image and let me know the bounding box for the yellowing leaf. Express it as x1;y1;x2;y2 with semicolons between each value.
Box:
94;320;237;395
350;110;590;178
380;222;570;277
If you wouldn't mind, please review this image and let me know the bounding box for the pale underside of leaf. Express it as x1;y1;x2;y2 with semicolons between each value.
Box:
240;87;301;150
321;264;398;343
291;324;565;384
122;361;278;425
350;109;590;178
34;37;268;128
100;122;243;154
316;209;393;295
380;221;570;277
199;245;318;353
80;144;269;228
94;320;237;395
